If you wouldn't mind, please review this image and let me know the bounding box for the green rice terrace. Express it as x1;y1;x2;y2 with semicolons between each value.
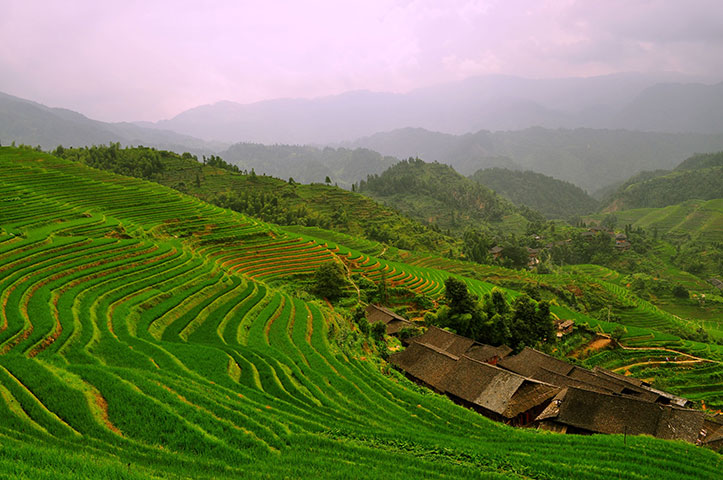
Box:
0;147;720;479
589;199;723;243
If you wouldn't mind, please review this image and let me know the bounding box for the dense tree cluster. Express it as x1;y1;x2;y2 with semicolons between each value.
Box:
53;143;165;179
549;232;615;265
204;154;239;173
312;262;349;300
461;229;492;264
427;278;554;353
211;190;332;228
672;240;723;277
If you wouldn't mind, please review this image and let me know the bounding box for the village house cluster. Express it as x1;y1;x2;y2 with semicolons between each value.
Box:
383;324;722;448
489;226;633;270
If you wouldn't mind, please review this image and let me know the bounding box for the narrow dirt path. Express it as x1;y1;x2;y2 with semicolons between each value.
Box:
338;257;360;302
618;343;720;364
612;359;707;372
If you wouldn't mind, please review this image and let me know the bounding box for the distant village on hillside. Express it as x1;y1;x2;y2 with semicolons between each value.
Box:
490;225;632;271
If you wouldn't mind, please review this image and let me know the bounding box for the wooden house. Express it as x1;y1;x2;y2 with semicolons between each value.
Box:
464;343;513;365
489;246;504;259
703;428;723;451
391;330;701;443
389;336;554;427
592;366;689;407
701;414;723;449
410;326;511;363
555;319;574;337
365;304;414;336
440;355;560;426
409;326;475;356
498;347;668;403
535;387;705;443
388;342;459;393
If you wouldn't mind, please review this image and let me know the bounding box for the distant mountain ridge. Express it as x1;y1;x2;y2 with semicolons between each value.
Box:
614;82;723;134
349;127;723;193
5;78;723;195
150;73;722;144
218;142;397;188
0;91;223;154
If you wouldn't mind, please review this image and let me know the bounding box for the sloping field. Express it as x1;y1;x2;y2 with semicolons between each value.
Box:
0;148;720;478
589;199;723;242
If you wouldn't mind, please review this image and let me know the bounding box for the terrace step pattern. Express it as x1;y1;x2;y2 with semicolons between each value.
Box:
0;148;719;479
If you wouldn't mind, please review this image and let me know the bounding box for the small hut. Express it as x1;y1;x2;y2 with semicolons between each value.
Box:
365;304;413;336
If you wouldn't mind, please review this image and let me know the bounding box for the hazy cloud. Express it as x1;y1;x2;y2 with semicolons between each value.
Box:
1;0;721;121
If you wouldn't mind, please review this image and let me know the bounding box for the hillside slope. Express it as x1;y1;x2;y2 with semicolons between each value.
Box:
606;168;723;211
604;152;723;211
470;168;599;219
53;144;457;254
675;151;723;171
359;158;539;234
593;199;723;243
1;146;719;478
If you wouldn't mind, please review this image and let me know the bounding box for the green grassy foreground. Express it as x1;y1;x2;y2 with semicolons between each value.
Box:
0;147;720;478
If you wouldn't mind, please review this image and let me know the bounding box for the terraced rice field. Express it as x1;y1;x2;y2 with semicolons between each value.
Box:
584;349;723;410
587;199;723;242
0;148;719;478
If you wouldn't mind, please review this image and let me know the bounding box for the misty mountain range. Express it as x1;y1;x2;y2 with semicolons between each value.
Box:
0;91;226;155
3;72;723;193
345;127;723;193
149;73;723;144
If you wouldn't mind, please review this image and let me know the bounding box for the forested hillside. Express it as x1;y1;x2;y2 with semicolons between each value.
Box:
470;168;599;219
604;152;723;210
53;144;457;254
675;151;723;171
359;158;543;234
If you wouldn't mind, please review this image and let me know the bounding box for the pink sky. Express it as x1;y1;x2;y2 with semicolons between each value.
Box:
2;0;722;122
